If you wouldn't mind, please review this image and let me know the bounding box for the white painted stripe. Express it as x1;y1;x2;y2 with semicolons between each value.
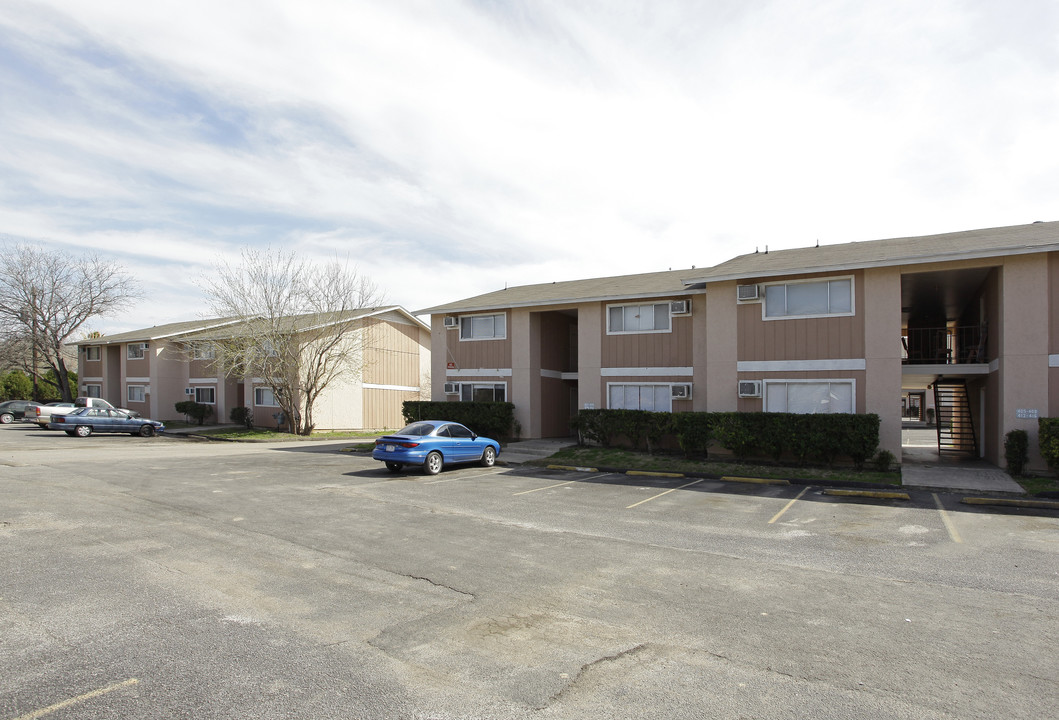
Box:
1050;354;1059;368
601;367;694;377
125;376;150;383
189;377;218;384
446;368;512;377
363;383;420;392
737;359;866;372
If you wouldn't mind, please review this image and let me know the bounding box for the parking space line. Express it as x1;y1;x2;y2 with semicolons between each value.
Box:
426;468;506;484
768;486;809;524
513;479;581;495
626;479;706;509
13;678;139;720
933;493;964;544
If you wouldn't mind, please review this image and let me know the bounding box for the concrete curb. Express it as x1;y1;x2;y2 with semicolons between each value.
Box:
823;489;911;500
961;497;1059;510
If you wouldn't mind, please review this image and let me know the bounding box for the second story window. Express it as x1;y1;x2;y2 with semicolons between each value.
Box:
764;277;853;319
127;342;149;359
607;303;671;334
192;345;215;360
460;313;506;341
86;346;101;361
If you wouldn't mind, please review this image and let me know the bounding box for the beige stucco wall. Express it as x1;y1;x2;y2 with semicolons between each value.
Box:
577;302;603;412
705;280;738;411
862;267;903;459
510;308;539;438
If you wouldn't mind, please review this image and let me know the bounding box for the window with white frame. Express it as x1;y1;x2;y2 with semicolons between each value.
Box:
127;385;146;403
83;384;101;398
194;387;216;404
607;303;671;334
460;383;506;402
764;380;854;414
127;342;148;359
86;346;101;361
192;345;215;360
607;383;672;412
254;387;278;406
763;277;853;319
459;313;507;341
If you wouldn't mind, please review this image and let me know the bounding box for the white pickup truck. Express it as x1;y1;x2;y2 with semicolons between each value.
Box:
32;397;138;428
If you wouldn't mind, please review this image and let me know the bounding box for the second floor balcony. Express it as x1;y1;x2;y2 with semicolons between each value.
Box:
902;326;987;365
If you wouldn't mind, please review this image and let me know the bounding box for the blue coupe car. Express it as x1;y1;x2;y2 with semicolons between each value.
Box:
48;407;165;437
373;421;500;475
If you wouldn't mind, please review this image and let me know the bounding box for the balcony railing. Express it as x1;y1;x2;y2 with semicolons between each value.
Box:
902;326;987;365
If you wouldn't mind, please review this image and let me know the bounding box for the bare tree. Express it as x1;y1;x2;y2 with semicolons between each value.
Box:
0;243;139;401
196;248;384;435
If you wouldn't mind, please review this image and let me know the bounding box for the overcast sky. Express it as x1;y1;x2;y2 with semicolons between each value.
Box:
1;0;1056;333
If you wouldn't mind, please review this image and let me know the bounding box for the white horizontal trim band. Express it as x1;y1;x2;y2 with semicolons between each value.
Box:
540;370;579;381
737;359;866;372
447;368;513;377
81;376;103;382
125;376;150;383
601;367;694;377
1050;354;1059;368
189;378;218;384
363;384;420;392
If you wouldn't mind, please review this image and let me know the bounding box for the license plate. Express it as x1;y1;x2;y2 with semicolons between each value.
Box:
385;444;395;452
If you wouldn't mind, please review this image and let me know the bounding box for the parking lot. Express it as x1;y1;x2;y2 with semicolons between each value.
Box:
1;423;1057;719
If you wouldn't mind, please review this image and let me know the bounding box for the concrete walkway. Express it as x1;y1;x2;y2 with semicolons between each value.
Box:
901;427;1023;493
499;438;577;465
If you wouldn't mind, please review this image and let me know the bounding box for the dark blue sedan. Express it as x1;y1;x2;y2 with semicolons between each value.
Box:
373;421;500;475
48;407;165;437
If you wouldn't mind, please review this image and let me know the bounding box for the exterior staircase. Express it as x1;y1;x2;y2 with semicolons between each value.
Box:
933;378;977;457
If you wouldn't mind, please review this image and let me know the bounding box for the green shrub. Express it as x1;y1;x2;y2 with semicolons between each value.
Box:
1003;429;1029;476
402;401;515;441
0;370;33;401
672;412;711;457
230;406;253;429
175;400;214;425
872;449;896;472
1039;418;1059;475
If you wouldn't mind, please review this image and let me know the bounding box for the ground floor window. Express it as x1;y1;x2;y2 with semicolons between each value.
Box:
194;387;215;404
127;385;146;403
764;380;854;414
607;383;672;412
83;384;101;398
460;383;506;402
254;387;278;406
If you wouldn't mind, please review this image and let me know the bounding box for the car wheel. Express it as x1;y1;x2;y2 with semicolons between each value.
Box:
64;430;76;436
423;451;443;476
74;425;92;437
139;425;155;438
480;446;496;467
0;413;12;424
385;462;402;473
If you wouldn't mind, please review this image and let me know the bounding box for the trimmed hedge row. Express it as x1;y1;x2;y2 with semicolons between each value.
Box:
1040;418;1059;474
571;409;881;468
402;401;515;442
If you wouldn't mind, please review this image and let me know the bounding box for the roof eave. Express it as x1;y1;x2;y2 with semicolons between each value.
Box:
416;287;707;316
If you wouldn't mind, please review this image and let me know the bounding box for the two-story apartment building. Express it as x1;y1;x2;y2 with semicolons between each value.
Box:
420;221;1059;470
74;306;430;430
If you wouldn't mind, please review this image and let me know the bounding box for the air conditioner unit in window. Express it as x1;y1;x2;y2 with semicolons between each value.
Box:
670;383;692;399
738;380;762;398
737;284;760;301
185;388;195;395
670;299;691;315
443;316;459;328
443;382;460;394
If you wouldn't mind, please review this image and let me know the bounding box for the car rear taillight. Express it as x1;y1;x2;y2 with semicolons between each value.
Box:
399;442;420;448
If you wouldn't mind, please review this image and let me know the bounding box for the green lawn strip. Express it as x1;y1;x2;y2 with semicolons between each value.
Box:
1014;475;1059;496
195;427;381;442
543;447;901;486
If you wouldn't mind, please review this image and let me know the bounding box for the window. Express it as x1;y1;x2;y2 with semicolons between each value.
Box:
764;380;854;414
83;384;101;398
254;387;278;406
607;303;671;334
192;345;215;360
127;385;146;403
460;383;506;402
194;387;215;404
607;383;672;412
86;346;101;361
764;277;853;319
459;313;507;341
127;342;148;359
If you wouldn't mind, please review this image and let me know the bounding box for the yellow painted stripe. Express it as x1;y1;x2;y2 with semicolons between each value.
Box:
823;489;910;500
627;479;706;509
768;487;809;524
513;480;579;496
720;476;790;485
13;679;139;720
933;493;963;544
626;470;685;478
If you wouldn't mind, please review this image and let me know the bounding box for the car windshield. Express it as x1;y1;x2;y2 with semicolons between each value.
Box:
396;422;436;436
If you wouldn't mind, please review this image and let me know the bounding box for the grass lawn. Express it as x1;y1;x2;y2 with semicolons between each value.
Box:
192;427;382;442
543;446;903;486
1015;475;1059;496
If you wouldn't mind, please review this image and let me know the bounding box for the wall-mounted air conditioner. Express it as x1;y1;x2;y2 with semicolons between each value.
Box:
738;380;762;398
671;383;692;399
670;299;691;315
443;316;459;329
443;382;460;394
185;388;195;395
737;284;760;301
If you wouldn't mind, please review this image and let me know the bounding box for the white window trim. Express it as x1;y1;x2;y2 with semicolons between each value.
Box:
83;384;102;398
605;382;676;413
192;346;215;360
127;384;147;403
458;312;508;342
254;387;279;407
194;387;216;404
85;346;101;361
127;342;149;359
459;382;508;402
761;275;855;321
762;378;857;414
605;302;674;336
